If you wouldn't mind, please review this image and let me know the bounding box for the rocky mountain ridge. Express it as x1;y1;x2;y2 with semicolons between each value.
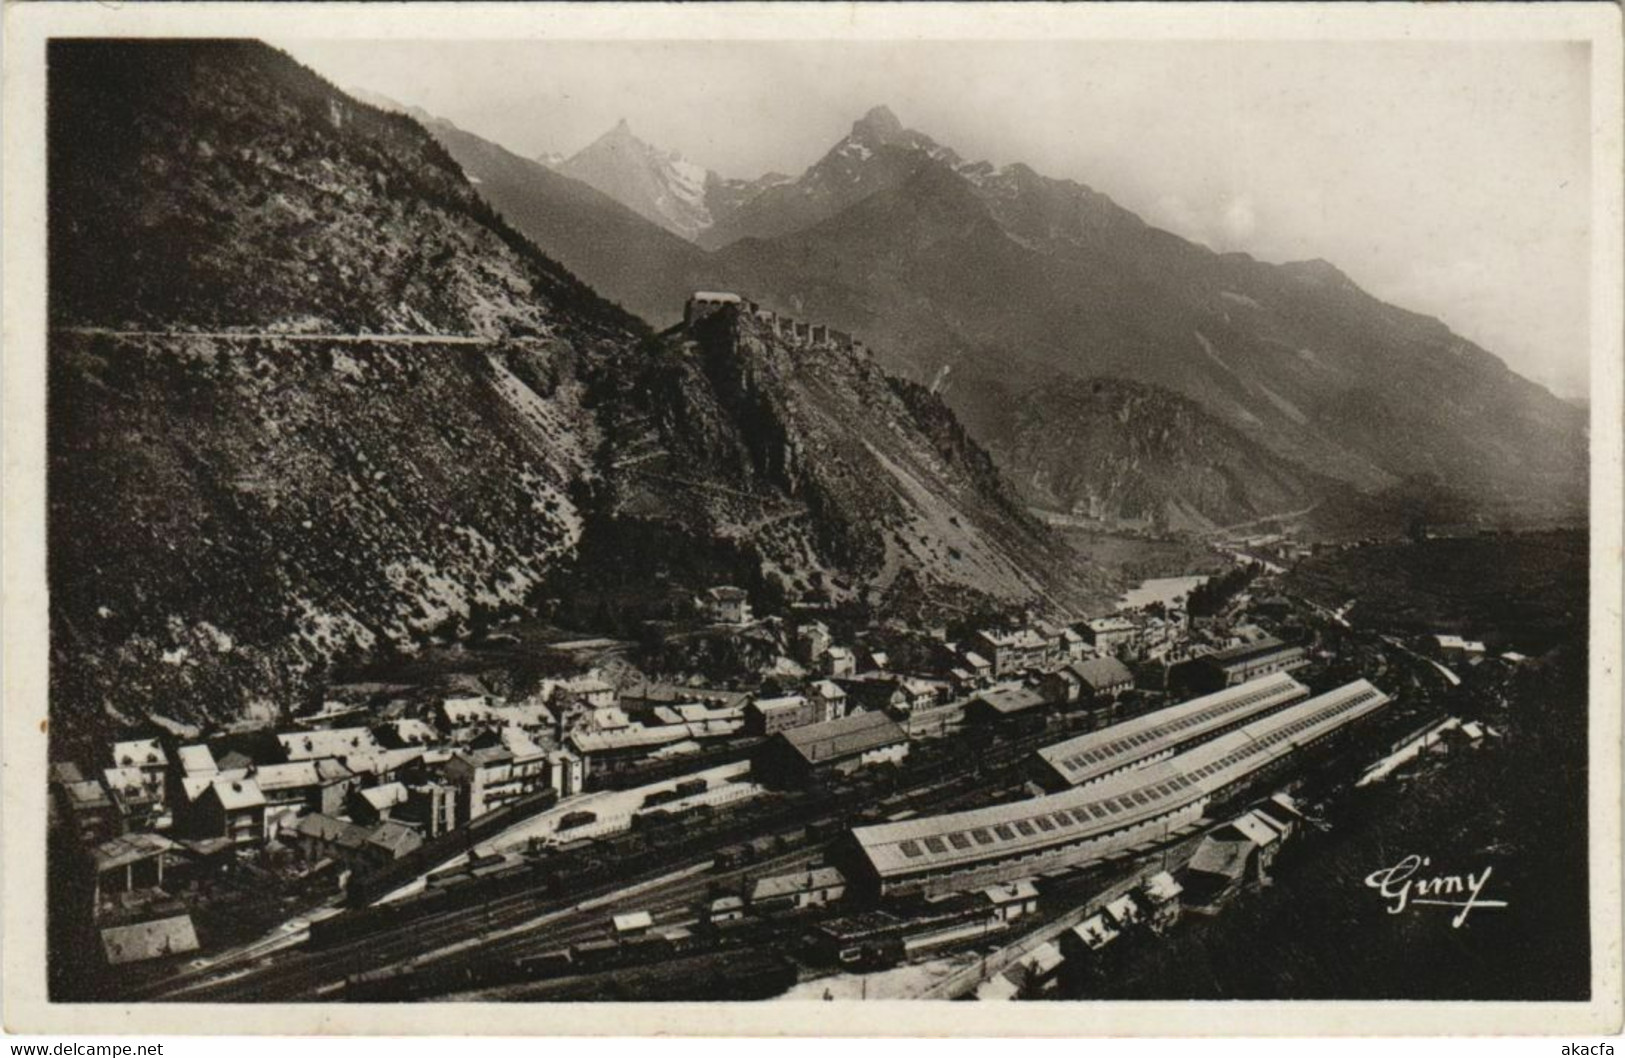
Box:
487;105;1586;527
47;42;1096;743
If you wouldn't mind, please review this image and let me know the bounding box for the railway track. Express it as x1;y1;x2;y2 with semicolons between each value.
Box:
137;719;1080;1002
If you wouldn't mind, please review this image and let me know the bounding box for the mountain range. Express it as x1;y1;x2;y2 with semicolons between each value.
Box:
422;103;1587;531
47;42;1097;740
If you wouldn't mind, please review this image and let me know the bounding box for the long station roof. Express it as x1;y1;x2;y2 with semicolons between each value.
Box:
852;679;1389;880
1036;672;1309;788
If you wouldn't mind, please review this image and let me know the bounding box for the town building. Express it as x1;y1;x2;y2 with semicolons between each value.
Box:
112;739;168;777
1081;616;1139;655
1432;634;1487;657
706;895;746;924
293;814;423;875
745;694;818;736
398;780;459;837
251;761;325;814
794;622;832;665
751;711;910;786
973;628;1053;676
1071;656;1135;698
549;749;587;798
444;746;521;823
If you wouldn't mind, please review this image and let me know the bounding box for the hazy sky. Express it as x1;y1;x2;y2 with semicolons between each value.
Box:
279;39;1593;398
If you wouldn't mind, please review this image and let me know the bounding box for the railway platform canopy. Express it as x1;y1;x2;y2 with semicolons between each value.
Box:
1036;671;1309;789
850;679;1390;890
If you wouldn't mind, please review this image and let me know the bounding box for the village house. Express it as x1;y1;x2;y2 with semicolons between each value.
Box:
824;645;857;678
810;679;849;720
1139;870;1185;932
102;766;169;832
56;773;121;851
348;781;409;826
794;621;833;665
277;727;383;767
175;744;218;780
193;775;267;848
703;585;753;626
112;738;169;778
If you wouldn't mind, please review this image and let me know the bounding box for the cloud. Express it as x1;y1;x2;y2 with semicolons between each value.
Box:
1219;195;1258;243
1146;192;1260;251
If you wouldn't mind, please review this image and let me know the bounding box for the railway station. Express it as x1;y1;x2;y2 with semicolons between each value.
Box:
842;679;1392;899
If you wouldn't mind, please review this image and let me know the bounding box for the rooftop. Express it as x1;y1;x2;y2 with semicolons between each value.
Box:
854;680;1388;878
971;684;1048;715
1037;672;1308;787
92;832;178;872
777;711;907;765
1070;656;1134;689
208;776;265;811
278;727;382;762
749;866;845;901
112;739;165;769
1205;636;1302;668
176;744;218;777
100;914;200;965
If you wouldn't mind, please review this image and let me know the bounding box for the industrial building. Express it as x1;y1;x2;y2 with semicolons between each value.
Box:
1170;636;1308;694
1034;672;1310;790
842;679;1390;898
751;711;909;786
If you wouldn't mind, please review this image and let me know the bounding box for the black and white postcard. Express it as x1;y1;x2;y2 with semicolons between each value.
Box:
3;0;1620;1037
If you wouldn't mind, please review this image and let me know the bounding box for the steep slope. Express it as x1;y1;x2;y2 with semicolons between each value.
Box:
47;45;1105;749
555;119;718;241
47;40;643;743
461;102;1585;525
697;122;1587;522
417;113;712;321
990;378;1333;532
579;306;1107;620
